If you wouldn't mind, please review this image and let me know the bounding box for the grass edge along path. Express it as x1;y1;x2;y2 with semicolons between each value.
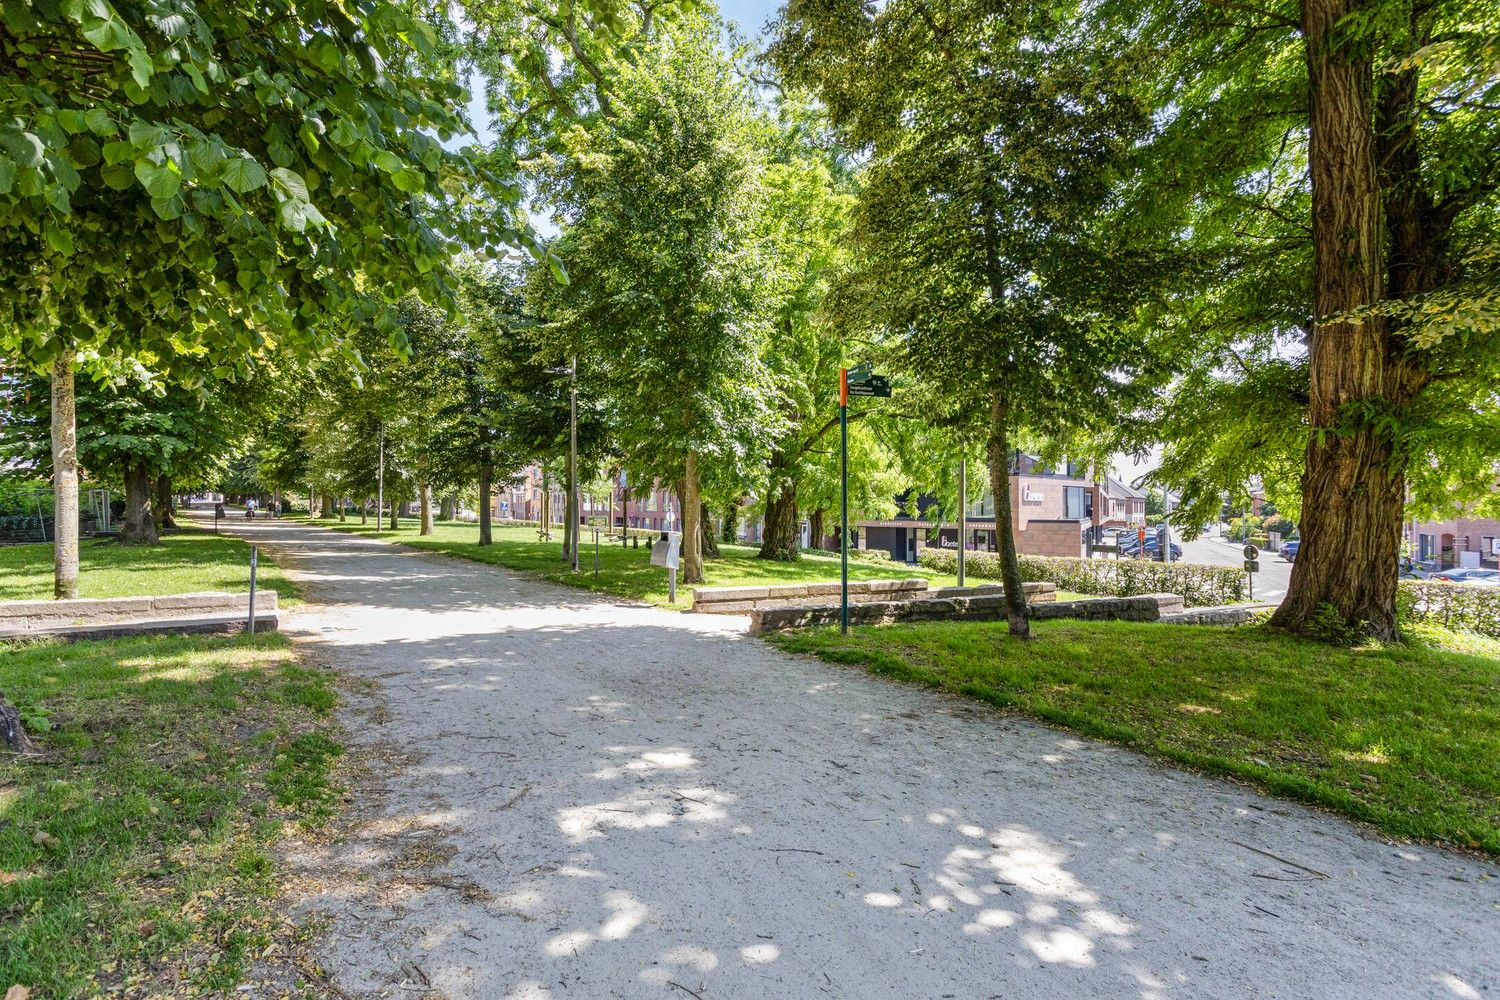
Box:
0;632;342;997
295;516;960;608
768;618;1500;855
0;527;299;606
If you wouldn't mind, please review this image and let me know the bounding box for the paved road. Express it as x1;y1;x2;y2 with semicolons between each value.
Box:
215;516;1495;1000
1177;534;1294;605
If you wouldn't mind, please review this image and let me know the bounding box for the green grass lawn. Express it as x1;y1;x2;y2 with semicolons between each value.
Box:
0;633;342;996
0;528;298;605
299;517;960;607
769;619;1500;854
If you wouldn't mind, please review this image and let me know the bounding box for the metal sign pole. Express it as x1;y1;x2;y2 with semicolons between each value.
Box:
840;367;849;634
248;545;258;636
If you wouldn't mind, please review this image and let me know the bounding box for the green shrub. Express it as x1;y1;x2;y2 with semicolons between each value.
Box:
1397;581;1500;639
918;548;1247;607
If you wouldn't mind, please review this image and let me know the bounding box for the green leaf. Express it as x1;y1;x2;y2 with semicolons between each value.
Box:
134;159;180;199
548;254;570;286
57;110;87;134
372;150;403;174
0;156;14;195
269;167;308;202
0;130;45;168
221;157;267;194
391;168;425;193
84;107;116;136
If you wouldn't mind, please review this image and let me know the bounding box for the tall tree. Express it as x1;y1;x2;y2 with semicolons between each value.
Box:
1114;0;1499;638
774;0;1161;635
1;0;531;595
541;19;773;584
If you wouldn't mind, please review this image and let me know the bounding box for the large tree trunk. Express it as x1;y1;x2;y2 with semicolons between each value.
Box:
337;496;347;522
154;475;176;530
1273;0;1403;640
50;350;79;598
120;463;158;545
2;696;37;755
440;493;457;522
388;496;398;530
682;451;704;584
986;395;1029;638
808;509;826;552
700;502;720;559
757;467;799;561
720;503;738;543
478;447;494;546
361;496;369;525
418;481;434;535
320;492;334;518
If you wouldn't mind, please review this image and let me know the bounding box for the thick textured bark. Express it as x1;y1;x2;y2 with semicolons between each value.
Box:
681;451;704;584
700;501;720;559
757;467;799;561
1273;0;1404;639
720;503;738;543
440;493;457;522
986;395;1030;638
478;448;494;546
337;496;347;522
388;497;398;530
154;475;176;530
320;492;335;518
1;696;37;755
50;350;79;598
808;509;826;551
418;481;434;535
120;463;158;545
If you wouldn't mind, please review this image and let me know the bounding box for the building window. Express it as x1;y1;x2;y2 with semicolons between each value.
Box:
1064;486;1092;520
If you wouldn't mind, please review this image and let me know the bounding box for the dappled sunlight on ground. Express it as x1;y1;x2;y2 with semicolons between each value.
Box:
228;514;1499;1000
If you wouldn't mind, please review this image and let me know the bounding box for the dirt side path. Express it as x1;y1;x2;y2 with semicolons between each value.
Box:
213;514;1497;1000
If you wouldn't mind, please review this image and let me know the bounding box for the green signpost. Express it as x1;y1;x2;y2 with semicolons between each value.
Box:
840;366;892;633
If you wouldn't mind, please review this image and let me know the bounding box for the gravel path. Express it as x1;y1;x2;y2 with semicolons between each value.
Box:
220;516;1496;1000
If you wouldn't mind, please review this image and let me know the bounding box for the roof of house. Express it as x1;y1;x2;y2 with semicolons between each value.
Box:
1105;475;1145;500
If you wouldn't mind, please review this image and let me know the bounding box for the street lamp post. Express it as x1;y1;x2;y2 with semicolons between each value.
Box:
569;354;579;573
957;454;967;587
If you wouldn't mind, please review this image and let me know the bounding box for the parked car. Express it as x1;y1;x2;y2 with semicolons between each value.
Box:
1399;564;1430;580
1115;532;1182;562
1430;567;1500;585
1281;539;1300;562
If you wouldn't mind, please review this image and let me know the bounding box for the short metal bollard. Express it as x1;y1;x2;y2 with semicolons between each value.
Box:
248;545;258;636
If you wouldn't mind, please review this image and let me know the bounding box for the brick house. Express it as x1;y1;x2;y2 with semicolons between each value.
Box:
490;465;681;532
1409;514;1500;569
857;454;1107;562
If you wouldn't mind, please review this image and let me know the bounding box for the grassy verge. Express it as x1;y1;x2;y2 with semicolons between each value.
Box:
768;619;1500;854
0;633;341;997
0;528;297;605
297;517;960;607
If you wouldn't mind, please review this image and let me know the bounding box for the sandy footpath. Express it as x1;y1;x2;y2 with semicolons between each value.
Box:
213;515;1497;1000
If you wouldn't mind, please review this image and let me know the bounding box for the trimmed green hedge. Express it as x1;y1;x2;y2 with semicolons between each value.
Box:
1398;581;1500;639
918;548;1247;607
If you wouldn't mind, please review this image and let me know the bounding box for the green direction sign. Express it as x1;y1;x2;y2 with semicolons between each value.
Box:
846;363;873;384
847;374;891;398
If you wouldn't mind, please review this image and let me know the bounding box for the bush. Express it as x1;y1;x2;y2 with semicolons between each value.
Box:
856;549;893;563
1397;581;1500;639
918;548;1247;607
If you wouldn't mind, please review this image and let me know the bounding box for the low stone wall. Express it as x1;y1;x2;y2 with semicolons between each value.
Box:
693;578;930;615
1159;602;1276;625
749;584;1106;636
0;591;276;633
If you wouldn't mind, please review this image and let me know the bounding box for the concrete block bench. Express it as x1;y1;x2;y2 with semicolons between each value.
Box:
692;578;930;614
0;591;277;639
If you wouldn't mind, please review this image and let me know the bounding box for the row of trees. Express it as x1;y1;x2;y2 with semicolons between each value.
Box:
4;0;1495;641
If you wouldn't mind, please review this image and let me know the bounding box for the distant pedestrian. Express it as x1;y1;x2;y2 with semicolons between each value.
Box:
245;497;257;519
